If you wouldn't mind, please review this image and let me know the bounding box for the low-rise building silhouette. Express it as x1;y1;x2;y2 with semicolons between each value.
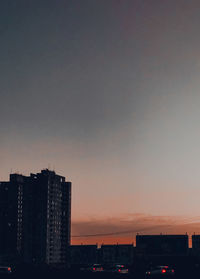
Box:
136;234;188;256
69;244;134;266
69;245;98;266
100;244;134;264
192;235;200;252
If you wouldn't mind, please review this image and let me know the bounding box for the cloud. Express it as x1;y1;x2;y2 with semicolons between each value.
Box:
71;213;200;245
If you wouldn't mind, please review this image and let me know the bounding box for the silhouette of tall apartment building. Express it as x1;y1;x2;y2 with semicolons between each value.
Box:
0;169;71;265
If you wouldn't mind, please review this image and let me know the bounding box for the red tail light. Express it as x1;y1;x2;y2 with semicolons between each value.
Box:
162;269;166;273
7;267;11;271
118;269;121;272
93;267;96;271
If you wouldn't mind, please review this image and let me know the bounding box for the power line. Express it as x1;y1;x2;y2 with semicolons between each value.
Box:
72;225;170;238
72;230;135;238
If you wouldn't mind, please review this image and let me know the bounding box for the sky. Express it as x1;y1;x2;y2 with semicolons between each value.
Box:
1;0;200;244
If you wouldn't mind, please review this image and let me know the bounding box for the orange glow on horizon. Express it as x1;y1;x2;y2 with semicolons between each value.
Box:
71;235;135;246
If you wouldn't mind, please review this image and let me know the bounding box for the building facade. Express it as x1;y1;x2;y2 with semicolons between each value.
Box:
69;245;98;266
0;169;71;266
192;235;200;252
136;234;188;256
100;244;134;264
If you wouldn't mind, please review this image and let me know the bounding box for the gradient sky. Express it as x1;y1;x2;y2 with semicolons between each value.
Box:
1;0;200;243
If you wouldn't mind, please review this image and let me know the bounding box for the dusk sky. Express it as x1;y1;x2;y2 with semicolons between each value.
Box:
1;0;200;244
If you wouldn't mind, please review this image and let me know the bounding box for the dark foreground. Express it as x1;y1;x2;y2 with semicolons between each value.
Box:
2;266;200;279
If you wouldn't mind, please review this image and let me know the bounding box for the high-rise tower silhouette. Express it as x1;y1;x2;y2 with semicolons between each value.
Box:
0;169;71;266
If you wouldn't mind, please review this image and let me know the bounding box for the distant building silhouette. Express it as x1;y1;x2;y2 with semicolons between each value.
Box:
69;245;98;266
100;244;134;264
0;169;71;266
69;244;134;266
136;235;188;256
192;235;200;252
